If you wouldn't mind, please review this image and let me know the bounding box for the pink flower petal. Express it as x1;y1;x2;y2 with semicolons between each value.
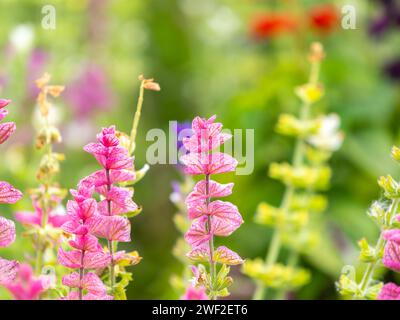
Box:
0;109;8;121
96;186;137;215
181;286;208;300
180;152;237;175
62;272;107;297
383;229;400;245
0;181;23;204
0;122;16;144
183;132;231;153
69;234;101;252
0;216;16;247
378;283;400;300
188;200;243;225
89;215;131;242
62;272;80;288
383;241;400;272
58;248;82;269
79;169;135;189
186;180;233;206
211;215;241;237
97;126;119;147
66;198;97;221
0;258;18;285
81;272;107;296
0;99;11;109
185;217;211;248
82;251;111;269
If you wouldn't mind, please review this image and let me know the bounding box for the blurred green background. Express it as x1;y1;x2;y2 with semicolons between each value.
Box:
0;0;400;299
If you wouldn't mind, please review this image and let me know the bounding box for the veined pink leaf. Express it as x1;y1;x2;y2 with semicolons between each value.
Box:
0;99;11;109
186;180;233;206
378;283;400;300
185;217;211;248
89;215;131;242
0;216;16;247
0;258;18;285
180;152;237;175
383;241;400;272
0;181;23;204
82;251;111;269
213;246;244;265
187;245;210;262
0;122;16;144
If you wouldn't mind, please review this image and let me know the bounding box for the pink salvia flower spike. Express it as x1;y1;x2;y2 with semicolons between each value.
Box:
58;185;112;300
10;74;67;300
0;98;22;289
180;115;244;300
61;75;157;299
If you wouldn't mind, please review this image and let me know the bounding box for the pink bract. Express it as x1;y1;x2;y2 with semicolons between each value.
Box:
383;241;400;272
0;181;23;204
186;180;233;206
0;258;18;285
0;216;16;247
378;282;400;300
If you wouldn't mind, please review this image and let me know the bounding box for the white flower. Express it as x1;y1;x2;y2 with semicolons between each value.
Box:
307;114;344;152
9;24;34;53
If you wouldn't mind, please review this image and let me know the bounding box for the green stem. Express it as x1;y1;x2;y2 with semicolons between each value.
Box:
129;80;145;155
358;198;400;298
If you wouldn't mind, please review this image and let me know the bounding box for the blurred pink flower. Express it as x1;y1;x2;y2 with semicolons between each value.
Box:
181;286;208;300
15;196;68;228
65;64;115;118
26;49;49;99
5;263;44;300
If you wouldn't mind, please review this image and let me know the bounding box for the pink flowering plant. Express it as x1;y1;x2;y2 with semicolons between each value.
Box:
338;146;400;300
56;75;159;300
180;115;244;300
0;98;23;287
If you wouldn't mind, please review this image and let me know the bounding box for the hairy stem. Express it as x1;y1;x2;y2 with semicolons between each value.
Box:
106;169;115;291
205;174;217;300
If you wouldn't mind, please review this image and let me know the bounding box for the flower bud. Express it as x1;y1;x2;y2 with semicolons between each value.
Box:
391;146;400;162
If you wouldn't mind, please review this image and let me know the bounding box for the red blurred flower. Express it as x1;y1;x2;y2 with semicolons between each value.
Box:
250;13;297;39
309;4;339;33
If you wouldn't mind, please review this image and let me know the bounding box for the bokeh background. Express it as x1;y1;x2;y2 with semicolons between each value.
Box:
0;0;400;299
